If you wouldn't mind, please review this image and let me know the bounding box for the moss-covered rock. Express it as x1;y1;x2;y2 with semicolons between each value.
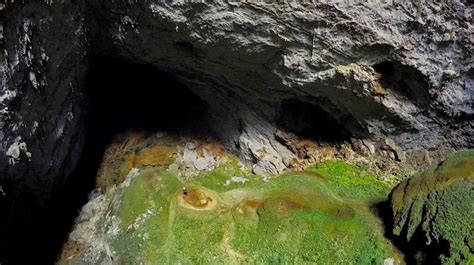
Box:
390;150;474;264
108;168;400;264
60;134;403;264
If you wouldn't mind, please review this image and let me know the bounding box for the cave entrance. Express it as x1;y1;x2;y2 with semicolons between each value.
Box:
277;99;353;141
85;56;212;140
372;61;431;107
76;55;214;199
43;56;214;264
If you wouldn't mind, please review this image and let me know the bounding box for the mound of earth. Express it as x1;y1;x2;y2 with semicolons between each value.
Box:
59;133;402;264
390;150;474;264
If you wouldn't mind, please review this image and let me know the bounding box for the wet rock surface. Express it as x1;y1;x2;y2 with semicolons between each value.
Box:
1;2;89;263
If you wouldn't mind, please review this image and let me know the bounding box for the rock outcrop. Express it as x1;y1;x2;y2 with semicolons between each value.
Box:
86;0;473;168
1;1;473;262
390;150;474;264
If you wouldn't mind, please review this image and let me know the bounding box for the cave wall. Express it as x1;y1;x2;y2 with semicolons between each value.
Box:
86;0;473;171
0;1;89;259
0;0;473;260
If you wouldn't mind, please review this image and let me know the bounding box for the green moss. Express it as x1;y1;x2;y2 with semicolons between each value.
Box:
231;174;397;264
167;210;227;263
308;160;393;203
112;160;401;263
119;175;151;229
390;150;474;264
196;156;263;192
119;169;182;229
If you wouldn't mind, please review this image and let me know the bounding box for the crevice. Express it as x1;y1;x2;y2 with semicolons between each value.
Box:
373;61;431;108
277;99;355;141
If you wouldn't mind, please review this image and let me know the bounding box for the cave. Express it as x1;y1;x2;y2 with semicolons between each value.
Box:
3;2;473;264
63;57;215;260
278;99;354;141
372;61;431;108
1;56;214;264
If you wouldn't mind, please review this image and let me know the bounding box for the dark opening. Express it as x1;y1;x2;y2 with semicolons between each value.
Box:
85;56;212;137
372;61;431;107
277;99;353;141
4;56;213;264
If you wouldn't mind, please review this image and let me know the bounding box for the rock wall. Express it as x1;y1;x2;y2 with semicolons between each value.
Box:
1;1;89;196
87;0;473;172
0;1;89;261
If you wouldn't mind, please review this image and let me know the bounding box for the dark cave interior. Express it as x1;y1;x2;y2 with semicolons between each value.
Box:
278;99;353;141
1;56;362;264
1;56;213;264
372;61;431;108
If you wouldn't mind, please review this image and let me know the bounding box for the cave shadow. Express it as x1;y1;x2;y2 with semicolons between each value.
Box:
277;99;359;142
11;56;215;264
373;199;448;265
372;61;431;108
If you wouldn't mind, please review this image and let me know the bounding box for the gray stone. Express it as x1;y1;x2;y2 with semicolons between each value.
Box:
362;139;376;155
69;193;108;244
194;156;216;171
382;138;407;162
182;147;197;163
383;257;395;265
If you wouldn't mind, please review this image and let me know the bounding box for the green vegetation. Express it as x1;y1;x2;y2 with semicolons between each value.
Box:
309;160;393;203
62;131;474;265
119;169;181;229
391;150;474;264
109;158;401;264
231;174;397;264
195;156;262;192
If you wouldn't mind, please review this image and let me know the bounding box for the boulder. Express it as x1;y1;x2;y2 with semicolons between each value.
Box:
390;150;474;264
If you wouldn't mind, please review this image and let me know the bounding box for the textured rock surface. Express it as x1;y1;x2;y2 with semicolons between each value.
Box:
390;150;474;264
1;1;89;262
86;0;473;168
1;0;473;262
1;1;88;195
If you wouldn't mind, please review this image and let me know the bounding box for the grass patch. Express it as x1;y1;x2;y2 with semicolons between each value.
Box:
308;160;393;203
111;160;401;263
195;156;263;192
231;174;397;264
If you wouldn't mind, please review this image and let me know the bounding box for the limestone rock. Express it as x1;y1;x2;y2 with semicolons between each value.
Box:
68;192;109;245
169;140;226;178
381;138;406;162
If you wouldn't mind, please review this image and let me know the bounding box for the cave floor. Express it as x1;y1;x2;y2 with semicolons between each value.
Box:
58;132;404;264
